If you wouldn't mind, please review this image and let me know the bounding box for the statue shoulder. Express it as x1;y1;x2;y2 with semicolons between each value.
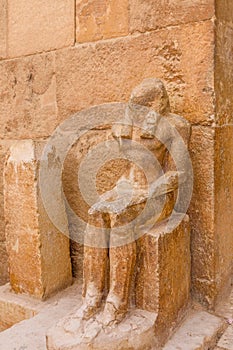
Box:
166;113;191;146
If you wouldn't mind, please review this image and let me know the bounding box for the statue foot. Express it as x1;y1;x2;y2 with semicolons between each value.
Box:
63;304;102;335
74;300;101;321
63;316;82;334
101;301;127;328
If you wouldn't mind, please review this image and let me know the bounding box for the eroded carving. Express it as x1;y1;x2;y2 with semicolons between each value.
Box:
46;78;191;350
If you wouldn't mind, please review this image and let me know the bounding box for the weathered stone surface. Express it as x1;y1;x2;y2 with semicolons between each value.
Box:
0;141;15;285
154;215;191;344
47;309;157;350
0;242;8;286
215;284;233;320
189;126;216;306
76;0;129;43
215;1;233;125
0;283;38;332
130;0;214;34
163;311;225;350
218;326;233;350
0;0;7;59
56;20;214;125
7;0;75;58
0;140;15;243
0;282;82;350
46;215;190;350
61;80;191;339
216;0;233;25
189;125;233;308
4;140;72;299
214;126;233;299
0;52;58;139
136;216;191;320
62;128;131;274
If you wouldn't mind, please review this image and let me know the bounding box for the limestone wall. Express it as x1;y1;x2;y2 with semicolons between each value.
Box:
0;0;232;309
214;0;233;303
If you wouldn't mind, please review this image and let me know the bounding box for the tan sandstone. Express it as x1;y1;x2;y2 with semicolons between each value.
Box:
215;0;233;126
0;242;8;286
0;0;7;59
218;326;233;350
189;124;233;308
144;215;191;346
214;125;233;300
0;140;15;285
76;0;129;43
130;0;214;33
7;0;75;58
0;52;58;140
56;21;214;126
189;126;216;306
164;311;225;350
4;140;72;299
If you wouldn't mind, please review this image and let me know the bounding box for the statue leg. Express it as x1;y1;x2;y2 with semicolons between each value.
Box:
102;212;137;326
77;212;110;320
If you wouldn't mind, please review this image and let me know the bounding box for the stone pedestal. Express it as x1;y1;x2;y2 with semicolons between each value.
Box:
4;140;72;299
136;214;191;345
47;309;157;350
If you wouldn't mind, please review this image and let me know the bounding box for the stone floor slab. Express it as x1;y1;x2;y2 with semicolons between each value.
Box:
163;311;225;350
0;283;229;350
0;282;82;350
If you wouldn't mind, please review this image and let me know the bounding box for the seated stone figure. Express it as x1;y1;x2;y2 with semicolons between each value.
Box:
75;78;190;327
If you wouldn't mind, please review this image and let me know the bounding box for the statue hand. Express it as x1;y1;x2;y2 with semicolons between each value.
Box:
150;171;184;198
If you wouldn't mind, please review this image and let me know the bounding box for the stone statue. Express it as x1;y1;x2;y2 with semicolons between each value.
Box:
46;78;191;350
74;78;190;327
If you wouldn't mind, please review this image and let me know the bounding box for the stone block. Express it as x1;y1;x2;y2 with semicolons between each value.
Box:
216;0;233;23
0;282;82;349
215;18;233;125
189;125;233;308
164;311;225;350
135;215;191;344
76;0;129;43
0;140;15;243
0;52;58;139
7;0;75;58
130;0;214;33
214;126;233;297
4;140;72;299
0;0;7;59
56;20;214;125
189;126;216;306
0;286;38;331
0;141;15;286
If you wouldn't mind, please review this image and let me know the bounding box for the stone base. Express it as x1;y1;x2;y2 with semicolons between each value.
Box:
163;311;225;350
0;281;228;350
46;309;157;350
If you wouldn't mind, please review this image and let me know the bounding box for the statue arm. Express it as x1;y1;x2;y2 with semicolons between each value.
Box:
149;129;189;199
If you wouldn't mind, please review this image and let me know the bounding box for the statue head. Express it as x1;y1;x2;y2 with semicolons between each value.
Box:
112;78;170;140
129;78;171;115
